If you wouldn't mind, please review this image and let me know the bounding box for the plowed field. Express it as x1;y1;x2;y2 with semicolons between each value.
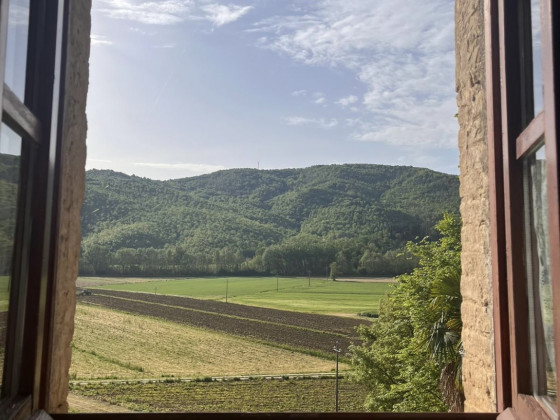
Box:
80;290;369;354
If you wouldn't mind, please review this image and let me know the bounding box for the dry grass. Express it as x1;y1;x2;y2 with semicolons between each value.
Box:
68;392;131;413
71;304;344;380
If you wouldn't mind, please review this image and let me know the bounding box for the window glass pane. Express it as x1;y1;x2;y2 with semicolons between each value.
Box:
524;142;556;411
0;124;21;395
5;0;30;100
531;0;543;115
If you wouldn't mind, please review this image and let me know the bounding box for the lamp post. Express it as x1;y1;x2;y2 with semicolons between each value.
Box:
333;341;341;412
225;278;229;303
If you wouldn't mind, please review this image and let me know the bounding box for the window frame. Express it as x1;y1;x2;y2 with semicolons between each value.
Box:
486;0;560;419
0;0;68;418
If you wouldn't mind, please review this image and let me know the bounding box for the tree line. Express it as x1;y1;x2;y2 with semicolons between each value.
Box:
79;234;418;277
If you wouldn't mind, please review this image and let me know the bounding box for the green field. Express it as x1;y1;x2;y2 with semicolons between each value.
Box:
70;376;367;413
79;276;392;316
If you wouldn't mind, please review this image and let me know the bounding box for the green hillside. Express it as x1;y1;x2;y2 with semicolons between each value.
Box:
80;164;459;277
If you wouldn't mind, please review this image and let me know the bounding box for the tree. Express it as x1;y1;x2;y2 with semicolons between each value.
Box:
329;261;338;280
351;213;462;412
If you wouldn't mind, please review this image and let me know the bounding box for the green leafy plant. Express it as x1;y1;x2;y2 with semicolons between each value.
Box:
351;213;463;412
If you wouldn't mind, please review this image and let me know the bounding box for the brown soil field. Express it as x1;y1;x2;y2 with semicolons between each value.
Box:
79;291;367;354
93;289;369;335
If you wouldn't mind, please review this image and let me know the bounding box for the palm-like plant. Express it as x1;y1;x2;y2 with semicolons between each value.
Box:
426;269;463;412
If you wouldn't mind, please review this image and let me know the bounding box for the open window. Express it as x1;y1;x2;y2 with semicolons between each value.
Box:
486;0;560;419
0;0;558;418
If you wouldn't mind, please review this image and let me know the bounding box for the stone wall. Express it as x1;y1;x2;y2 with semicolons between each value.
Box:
47;1;91;413
455;0;496;412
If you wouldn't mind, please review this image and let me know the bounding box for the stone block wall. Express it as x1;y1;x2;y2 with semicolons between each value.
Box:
47;1;91;413
455;0;496;412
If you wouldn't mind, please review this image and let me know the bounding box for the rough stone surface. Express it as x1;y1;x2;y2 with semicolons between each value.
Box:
48;1;91;413
455;0;496;412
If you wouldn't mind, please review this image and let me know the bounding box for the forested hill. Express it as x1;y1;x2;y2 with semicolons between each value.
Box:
80;164;460;277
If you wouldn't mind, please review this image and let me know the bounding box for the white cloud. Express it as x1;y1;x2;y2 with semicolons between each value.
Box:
96;0;251;27
96;0;195;25
285;116;338;129
90;34;113;46
201;4;253;26
254;0;457;148
134;162;226;173
336;95;358;107
312;92;327;105
291;89;308;97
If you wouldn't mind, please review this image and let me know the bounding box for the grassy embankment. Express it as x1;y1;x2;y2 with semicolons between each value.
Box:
78;276;393;317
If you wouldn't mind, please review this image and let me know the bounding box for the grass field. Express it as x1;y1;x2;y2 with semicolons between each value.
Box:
69;377;367;413
71;304;343;380
79;276;392;316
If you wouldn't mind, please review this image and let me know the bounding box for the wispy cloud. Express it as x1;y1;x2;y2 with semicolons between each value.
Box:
96;0;195;25
91;34;114;46
201;4;253;26
291;90;308;97
96;0;252;27
285;116;338;129
134;162;226;173
336;95;358;107
254;0;457;148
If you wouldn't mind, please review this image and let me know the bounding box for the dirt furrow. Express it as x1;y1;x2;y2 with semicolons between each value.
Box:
79;294;359;354
93;289;368;335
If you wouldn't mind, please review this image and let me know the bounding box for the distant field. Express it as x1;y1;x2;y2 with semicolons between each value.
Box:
79;276;392;316
69;377;367;413
71;304;341;380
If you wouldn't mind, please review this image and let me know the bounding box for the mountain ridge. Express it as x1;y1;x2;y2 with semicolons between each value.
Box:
80;163;460;277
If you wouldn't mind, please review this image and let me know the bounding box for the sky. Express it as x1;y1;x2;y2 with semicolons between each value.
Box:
86;0;458;180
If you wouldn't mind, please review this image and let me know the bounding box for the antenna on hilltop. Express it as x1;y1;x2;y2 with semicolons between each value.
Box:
257;161;260;170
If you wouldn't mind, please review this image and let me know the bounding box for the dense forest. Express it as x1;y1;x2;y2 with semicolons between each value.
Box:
79;164;459;277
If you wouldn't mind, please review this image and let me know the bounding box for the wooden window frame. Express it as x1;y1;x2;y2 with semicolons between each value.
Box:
486;0;560;419
0;0;68;419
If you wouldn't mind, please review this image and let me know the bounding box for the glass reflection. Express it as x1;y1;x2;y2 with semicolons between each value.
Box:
524;143;556;411
5;0;30;99
531;0;543;115
0;124;21;394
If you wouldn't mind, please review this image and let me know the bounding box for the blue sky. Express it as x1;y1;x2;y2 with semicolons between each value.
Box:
86;0;458;180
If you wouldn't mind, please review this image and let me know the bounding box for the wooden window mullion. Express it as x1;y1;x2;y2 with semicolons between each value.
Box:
498;0;532;402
